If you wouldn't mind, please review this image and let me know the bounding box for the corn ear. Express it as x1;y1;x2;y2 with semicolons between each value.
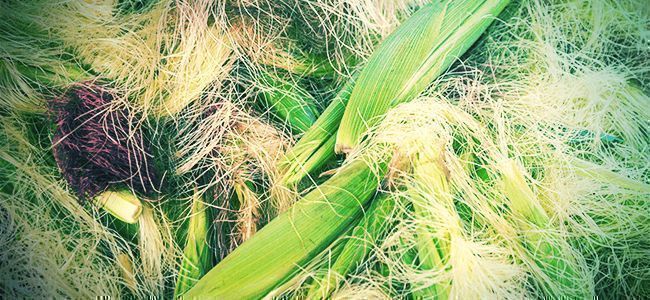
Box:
307;194;396;298
279;76;356;188
185;158;387;299
498;158;587;297
267;230;349;299
336;0;510;153
258;70;320;133
95;190;143;224
283;52;339;78
408;154;454;299
174;191;212;297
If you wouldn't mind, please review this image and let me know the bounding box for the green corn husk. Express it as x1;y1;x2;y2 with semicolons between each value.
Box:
95;190;143;224
258;69;321;134
185;157;387;299
498;158;587;297
336;0;510;153
11;60;87;88
266;228;350;299
307;193;396;298
408;153;456;299
279;76;356;187
174;191;212;297
260;40;342;78
570;158;650;193
283;51;341;78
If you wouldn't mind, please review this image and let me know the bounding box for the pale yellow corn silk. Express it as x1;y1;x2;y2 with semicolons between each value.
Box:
477;2;650;295
137;205;179;296
330;283;392;300
362;100;531;298
0;115;165;298
38;0;234;116
174;100;292;252
333;92;631;297
233;179;261;242
231;0;431;76
486;0;650;154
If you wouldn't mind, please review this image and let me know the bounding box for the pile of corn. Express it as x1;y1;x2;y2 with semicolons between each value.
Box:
1;0;648;298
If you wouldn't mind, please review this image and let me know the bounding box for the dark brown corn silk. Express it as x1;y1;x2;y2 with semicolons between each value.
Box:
50;84;159;202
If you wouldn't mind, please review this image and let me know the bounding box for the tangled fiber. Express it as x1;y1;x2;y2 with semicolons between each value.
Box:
50;84;160;201
0;0;648;298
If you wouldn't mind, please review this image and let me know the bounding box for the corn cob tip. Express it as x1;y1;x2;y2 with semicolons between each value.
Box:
95;190;143;224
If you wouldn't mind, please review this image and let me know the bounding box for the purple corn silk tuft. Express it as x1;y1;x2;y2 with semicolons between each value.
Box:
50;84;160;202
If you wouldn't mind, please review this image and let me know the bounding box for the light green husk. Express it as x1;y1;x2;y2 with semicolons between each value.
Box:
174;191;211;297
498;158;587;298
408;152;455;299
307;194;396;298
336;0;510;153
258;70;321;134
185;157;387;298
278;76;356;188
